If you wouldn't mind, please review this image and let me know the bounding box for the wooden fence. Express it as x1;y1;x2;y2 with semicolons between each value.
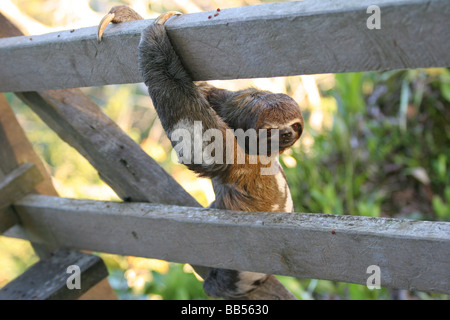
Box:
0;0;449;300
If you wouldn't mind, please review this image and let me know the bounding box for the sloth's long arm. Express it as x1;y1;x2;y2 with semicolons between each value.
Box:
138;14;231;177
98;8;233;177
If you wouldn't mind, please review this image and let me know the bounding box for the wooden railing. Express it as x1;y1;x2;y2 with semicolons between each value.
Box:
0;0;449;299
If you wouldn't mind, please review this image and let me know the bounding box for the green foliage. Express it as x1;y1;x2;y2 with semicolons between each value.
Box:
282;68;449;300
108;264;209;300
148;265;208;300
285;69;449;221
432;187;450;220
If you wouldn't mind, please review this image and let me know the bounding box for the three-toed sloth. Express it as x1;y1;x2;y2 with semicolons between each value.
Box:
99;7;304;299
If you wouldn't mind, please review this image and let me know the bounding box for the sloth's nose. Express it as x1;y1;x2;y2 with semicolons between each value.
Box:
280;128;293;138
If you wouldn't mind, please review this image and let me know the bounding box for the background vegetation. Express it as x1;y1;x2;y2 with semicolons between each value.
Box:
0;0;448;300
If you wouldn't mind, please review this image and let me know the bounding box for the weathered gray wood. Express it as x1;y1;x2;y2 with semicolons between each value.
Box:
0;164;17;232
0;163;41;233
0;16;119;300
0;91;59;257
13;195;450;294
0;248;108;300
0;94;58;196
16;89;200;207
0;0;448;92
0;163;42;211
0;208;17;234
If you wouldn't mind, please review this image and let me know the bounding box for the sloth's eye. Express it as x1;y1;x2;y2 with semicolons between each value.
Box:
291;122;302;132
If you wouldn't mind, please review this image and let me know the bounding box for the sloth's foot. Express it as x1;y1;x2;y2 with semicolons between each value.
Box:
154;11;182;25
97;5;143;42
203;268;270;299
98;7;181;42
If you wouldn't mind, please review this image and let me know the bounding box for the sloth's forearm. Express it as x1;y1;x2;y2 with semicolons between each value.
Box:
138;24;221;134
138;23;229;176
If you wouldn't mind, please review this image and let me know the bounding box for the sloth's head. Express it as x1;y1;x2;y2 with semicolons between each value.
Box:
203;85;304;155
228;89;304;155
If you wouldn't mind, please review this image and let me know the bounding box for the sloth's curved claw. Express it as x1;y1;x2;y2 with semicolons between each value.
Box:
154;11;182;25
97;12;115;43
97;6;143;43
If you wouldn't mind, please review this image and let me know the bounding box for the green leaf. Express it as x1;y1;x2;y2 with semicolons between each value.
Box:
432;195;449;220
440;79;450;102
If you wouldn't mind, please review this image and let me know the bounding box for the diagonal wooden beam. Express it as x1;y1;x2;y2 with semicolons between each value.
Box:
0;248;108;300
16;90;200;207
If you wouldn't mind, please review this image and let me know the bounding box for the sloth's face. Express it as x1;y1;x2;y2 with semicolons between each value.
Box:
258;118;303;154
231;91;304;156
253;94;304;155
238;117;303;156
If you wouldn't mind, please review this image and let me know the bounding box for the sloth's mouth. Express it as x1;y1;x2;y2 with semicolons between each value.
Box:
279;137;297;149
254;136;298;155
281;138;294;146
242;134;299;155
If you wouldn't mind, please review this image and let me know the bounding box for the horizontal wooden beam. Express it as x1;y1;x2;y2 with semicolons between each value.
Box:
0;248;108;300
11;194;450;294
0;0;449;92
